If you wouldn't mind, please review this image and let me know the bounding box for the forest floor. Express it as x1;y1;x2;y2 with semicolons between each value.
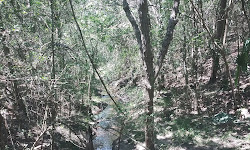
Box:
110;96;250;150
154;114;250;150
112;84;250;150
109;50;250;150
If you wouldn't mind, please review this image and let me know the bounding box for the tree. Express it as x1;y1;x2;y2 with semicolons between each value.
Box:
123;0;180;149
209;0;228;84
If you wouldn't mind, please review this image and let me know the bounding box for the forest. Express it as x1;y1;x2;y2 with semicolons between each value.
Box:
0;0;249;150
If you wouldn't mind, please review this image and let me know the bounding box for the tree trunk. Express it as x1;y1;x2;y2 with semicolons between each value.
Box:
209;0;227;84
189;0;236;105
50;0;57;149
138;1;155;149
182;25;188;86
0;114;8;149
145;88;155;150
86;73;94;150
210;50;220;84
123;0;180;149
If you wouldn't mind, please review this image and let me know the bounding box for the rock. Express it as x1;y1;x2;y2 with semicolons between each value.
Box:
237;108;250;120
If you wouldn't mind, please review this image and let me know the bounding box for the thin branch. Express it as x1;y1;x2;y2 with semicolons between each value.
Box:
50;0;55;81
188;0;227;51
148;0;161;27
68;0;124;114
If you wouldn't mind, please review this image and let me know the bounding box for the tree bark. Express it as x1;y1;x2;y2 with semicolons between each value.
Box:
182;25;188;86
209;49;220;84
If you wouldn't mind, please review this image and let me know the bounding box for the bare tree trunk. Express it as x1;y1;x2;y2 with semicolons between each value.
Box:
69;0;122;114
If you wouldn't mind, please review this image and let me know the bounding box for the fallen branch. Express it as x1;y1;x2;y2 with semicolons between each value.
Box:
31;127;48;150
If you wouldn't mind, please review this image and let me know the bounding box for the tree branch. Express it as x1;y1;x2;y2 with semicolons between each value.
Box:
138;0;154;89
122;0;143;54
155;0;180;80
